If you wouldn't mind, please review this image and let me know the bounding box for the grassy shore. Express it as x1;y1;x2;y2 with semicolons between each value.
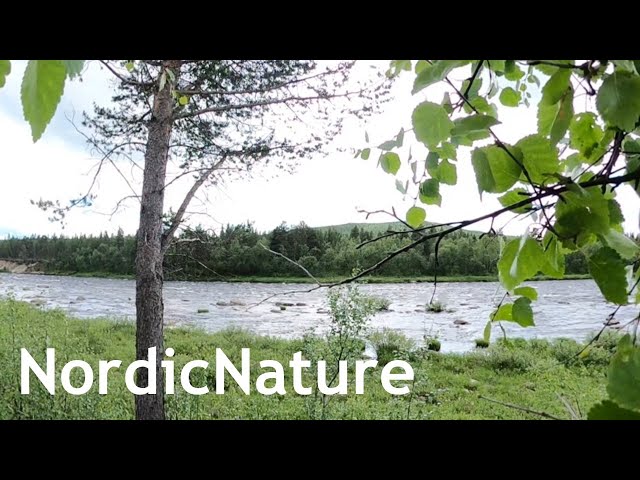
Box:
0;299;610;420
28;270;592;284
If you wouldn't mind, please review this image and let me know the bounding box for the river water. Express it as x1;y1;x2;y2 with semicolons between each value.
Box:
0;273;633;352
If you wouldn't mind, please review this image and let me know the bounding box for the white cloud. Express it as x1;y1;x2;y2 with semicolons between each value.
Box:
0;60;638;238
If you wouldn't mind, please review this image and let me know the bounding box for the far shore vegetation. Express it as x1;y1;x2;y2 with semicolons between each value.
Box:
0;221;610;283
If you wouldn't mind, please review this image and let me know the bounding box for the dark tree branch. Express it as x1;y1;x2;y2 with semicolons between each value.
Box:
161;159;224;253
327;168;640;287
175;90;364;120
99;60;154;87
479;395;563;420
259;243;325;286
175;65;352;98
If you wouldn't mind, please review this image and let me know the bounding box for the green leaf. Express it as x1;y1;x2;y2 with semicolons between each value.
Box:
588;247;628;305
608;199;625;226
415;60;429;74
499;87;521;107
378;139;398;151
0;60;11;88
515;134;560;184
498;236;544;290
379;152;401;175
437;159;457;185
425;152;439;177
396;128;405;148
627;156;640;196
462;77;483;99
412;101;454;148
569;113;604;160
531;60;574;76
487;60;506;73
555;186;611;242
360;148;371;160
602;229;640;260
441;92;453;114
434;142;457;160
607;335;640;411
596;72;640;131
512;297;534;327
20;60;67;142
468;96;498;117
625;138;640;156
471;145;522;196
538;86;574;146
451;114;500;137
492;303;513;321
504;61;525;81
541;69;572;105
498;188;531;214
62;60;84;79
178;95;189;106
396;179;408;194
419;179;441;206
412;60;470;94
612;60;639;75
540;233;565;278
483;320;492;343
514;286;538;301
390;60;412;75
406;206;426;228
125;61;135;72
588;400;640;420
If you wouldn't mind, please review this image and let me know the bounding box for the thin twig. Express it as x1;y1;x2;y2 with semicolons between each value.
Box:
259;243;325;286
479;395;562;420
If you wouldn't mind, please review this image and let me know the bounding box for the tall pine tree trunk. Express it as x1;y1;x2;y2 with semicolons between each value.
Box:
135;60;180;420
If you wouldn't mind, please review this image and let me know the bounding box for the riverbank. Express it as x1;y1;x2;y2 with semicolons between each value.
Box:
7;269;593;284
0;299;609;419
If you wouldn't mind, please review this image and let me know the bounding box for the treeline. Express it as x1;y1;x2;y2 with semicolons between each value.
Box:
0;222;599;280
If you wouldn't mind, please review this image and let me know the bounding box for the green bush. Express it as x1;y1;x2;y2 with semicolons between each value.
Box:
368;328;416;365
426;301;446;313
363;295;391;312
474;338;489;349
475;340;538;373
425;337;441;352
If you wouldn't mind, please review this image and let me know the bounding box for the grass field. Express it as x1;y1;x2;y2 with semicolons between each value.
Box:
0;299;611;420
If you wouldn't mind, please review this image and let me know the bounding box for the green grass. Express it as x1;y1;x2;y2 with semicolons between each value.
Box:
0;299;609;419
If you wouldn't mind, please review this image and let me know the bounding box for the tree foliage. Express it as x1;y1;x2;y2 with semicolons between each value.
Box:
355;60;640;419
0;223;600;279
0;60;85;141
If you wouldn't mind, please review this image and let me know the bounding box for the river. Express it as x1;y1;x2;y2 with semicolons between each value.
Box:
0;272;632;353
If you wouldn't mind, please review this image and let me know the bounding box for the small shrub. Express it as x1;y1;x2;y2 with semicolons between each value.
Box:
425;337;441;352
363;295;391;312
426;301;446;313
474;338;489;349
368;328;416;365
376;344;400;366
477;341;538;373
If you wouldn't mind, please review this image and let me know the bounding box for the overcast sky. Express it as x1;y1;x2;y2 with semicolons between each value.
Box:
1;60;638;238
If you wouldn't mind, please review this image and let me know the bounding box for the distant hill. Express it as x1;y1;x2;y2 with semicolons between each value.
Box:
313;221;405;235
313;221;486;236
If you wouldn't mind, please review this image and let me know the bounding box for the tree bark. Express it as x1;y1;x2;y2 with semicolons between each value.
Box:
135;60;181;420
